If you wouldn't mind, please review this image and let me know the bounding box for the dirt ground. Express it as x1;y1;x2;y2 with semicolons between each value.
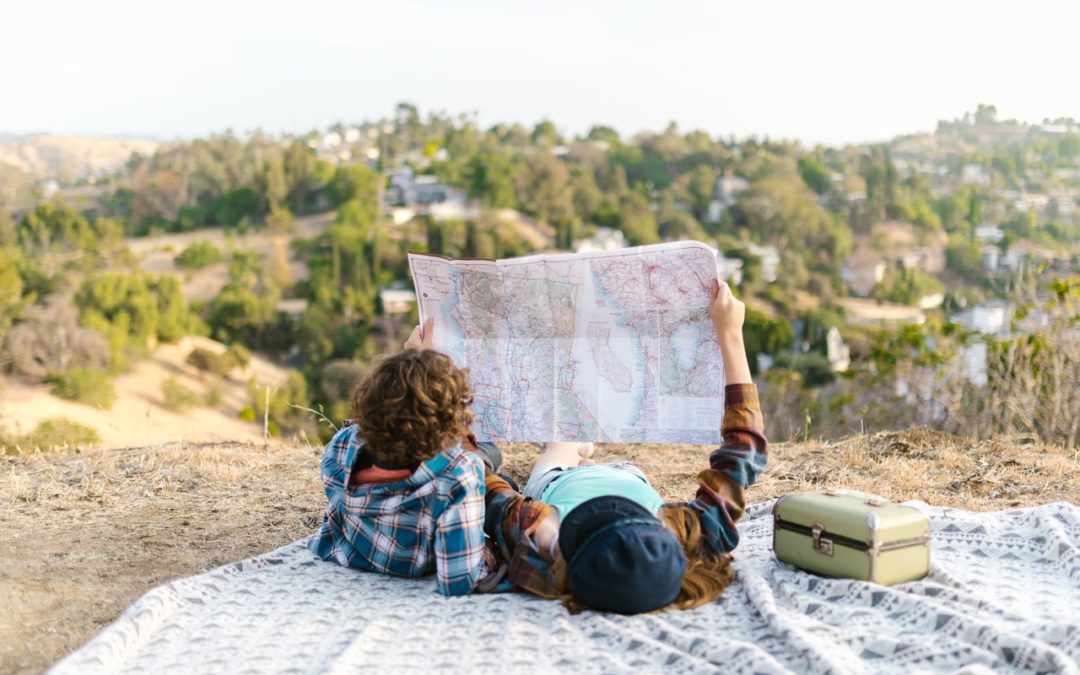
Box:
2;428;1077;674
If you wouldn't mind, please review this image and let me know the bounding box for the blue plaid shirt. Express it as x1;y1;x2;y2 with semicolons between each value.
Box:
309;425;490;596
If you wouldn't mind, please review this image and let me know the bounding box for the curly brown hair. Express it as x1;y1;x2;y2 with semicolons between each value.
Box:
349;348;475;468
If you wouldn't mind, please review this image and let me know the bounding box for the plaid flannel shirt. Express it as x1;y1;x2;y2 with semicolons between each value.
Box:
485;383;768;598
309;424;490;596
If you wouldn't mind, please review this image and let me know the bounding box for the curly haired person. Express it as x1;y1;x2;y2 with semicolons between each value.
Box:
483;278;768;614
309;320;503;595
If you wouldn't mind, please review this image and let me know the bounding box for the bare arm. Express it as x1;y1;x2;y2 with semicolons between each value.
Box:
673;278;767;554
708;278;751;385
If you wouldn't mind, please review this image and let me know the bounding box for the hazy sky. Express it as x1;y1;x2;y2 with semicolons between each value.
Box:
3;0;1078;145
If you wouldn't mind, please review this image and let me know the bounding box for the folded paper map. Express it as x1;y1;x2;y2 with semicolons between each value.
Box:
408;241;725;443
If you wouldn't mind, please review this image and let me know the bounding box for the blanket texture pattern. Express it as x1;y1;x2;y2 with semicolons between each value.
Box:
53;500;1080;674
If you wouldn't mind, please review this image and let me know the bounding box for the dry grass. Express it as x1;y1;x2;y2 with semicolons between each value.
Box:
1;428;1077;674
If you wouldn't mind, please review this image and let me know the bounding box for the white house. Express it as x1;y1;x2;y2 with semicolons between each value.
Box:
956;342;989;387
918;292;945;310
961;164;988;185
385;168;471;219
826;326;851;373
950;301;1012;336
379;287;417;315
705;175;750;223
716;256;744;285
974;225;1004;243
575;227;628;253
748;244;780;283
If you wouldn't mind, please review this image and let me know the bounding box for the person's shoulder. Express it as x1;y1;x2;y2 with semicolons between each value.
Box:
431;445;485;489
327;423;359;447
321;424;359;463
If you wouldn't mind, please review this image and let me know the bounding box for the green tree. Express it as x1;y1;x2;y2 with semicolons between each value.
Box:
208;280;279;345
517;151;572;224
283;140;317;212
0;247;25;342
616;191;660;245
871;267;945;306
153;275;196;342
974;103;997;124
674;164;717;222
798;154;831;195
743;308;795;374
966;191;983;226
945;235;983;277
257;156;289;213
212;188;259;226
569;166;602;221
738;164;847;269
17;201;94;252
531;120;560;146
327;164;382;219
77;273;161;350
465;152;517;208
586;125;620;145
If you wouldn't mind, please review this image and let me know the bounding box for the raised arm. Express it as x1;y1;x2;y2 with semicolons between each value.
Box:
683;279;768;554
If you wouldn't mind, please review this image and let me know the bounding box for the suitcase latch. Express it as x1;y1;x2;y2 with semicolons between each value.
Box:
811;522;834;555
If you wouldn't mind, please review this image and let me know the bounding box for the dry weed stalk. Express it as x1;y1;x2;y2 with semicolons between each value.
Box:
940;273;1080;448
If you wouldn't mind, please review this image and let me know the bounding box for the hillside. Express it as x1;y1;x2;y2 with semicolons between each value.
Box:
2;429;1077;673
0;336;291;449
0;134;159;181
128;211;333;302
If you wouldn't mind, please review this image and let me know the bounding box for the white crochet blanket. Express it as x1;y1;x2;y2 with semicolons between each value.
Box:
53;501;1080;674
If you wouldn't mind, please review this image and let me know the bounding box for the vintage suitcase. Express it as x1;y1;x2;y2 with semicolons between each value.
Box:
772;488;931;585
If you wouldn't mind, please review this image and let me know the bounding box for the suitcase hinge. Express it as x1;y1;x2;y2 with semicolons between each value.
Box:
811;522;834;556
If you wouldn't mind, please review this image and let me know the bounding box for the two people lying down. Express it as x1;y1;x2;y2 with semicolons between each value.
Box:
309;278;768;614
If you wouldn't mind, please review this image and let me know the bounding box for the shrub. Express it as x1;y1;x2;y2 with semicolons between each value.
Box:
6;299;111;379
161;377;199;411
319;359;365;402
11;418;101;451
222;343;251;370
265;204;295;233
187;347;230;376
45;368;116;409
246;370;311;437
175;241;224;270
773;352;836;388
204;383;223;407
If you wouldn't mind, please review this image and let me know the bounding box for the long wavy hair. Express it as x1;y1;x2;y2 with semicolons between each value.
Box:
657;503;735;609
349;348;475;467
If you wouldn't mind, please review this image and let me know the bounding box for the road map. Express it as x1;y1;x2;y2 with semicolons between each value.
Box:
407;241;725;443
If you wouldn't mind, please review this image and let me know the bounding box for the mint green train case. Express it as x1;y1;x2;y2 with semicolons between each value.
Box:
772;488;931;585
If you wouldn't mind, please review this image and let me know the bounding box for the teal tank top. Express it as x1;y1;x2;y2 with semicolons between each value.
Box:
540;464;664;518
